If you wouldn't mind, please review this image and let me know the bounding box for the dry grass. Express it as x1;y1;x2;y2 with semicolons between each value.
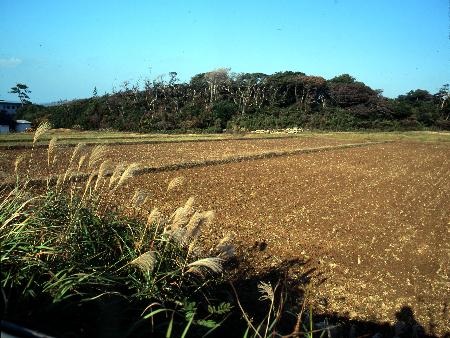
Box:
130;251;157;274
47;137;57;166
167;176;185;192
187;257;224;274
32;121;51;144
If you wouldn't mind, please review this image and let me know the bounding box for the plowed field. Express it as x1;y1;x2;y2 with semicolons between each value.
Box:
1;135;449;335
0;137;349;181
114;141;449;336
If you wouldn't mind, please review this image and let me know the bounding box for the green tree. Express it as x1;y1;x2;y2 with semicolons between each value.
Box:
329;74;356;84
9;83;32;105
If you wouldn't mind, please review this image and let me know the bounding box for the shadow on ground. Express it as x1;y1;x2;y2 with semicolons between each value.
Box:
1;257;447;338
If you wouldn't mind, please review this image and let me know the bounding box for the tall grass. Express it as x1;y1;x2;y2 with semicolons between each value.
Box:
0;123;235;336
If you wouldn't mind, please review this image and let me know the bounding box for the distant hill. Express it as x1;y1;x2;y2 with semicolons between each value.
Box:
42;99;79;107
16;69;450;132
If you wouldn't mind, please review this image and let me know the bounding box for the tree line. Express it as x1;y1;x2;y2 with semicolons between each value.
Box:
16;69;450;132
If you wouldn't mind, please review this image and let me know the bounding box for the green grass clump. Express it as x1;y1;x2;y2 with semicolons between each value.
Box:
1;185;231;336
1;181;330;337
1;124;235;337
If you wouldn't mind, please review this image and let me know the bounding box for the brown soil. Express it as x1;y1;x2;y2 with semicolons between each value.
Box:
115;141;449;336
1;137;448;335
0;137;348;181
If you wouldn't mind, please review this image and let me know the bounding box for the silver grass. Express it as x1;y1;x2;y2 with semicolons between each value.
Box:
187;257;223;274
33;122;51;144
94;160;112;191
47;137;58;166
82;171;96;197
170;207;193;231
130;251;156;274
77;155;87;171
170;197;195;229
186;210;214;241
131;188;148;208
146;208;162;228
185;211;214;241
170;228;188;245
258;281;274;302
202;210;215;225
14;155;25;175
108;163;126;188
70;143;86;166
215;234;235;259
185;212;204;241
185;266;205;277
184;196;195;211
88;145;107;168
167;176;185;191
115;162;140;189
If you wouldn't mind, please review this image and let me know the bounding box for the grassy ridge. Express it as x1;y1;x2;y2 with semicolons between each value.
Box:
1;130;448;148
0;130;297;147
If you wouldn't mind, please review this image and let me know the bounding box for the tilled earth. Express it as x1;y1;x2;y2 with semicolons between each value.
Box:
115;141;449;336
0;137;347;181
1;137;449;335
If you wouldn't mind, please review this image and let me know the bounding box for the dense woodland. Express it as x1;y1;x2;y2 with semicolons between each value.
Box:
14;69;450;132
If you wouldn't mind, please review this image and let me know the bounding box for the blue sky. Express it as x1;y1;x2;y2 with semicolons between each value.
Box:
1;0;448;103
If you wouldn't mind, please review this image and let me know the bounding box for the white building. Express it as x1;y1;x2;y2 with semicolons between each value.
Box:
0;101;21;116
15;120;32;132
0;101;33;133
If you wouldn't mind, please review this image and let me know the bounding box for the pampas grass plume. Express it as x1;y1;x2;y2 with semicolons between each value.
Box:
146;208;162;229
215;234;235;259
88;145;107;168
167;176;185;192
130;251;156;274
47;137;58;166
70;143;86;166
187;257;223;274
14;155;25;175
77;155;87;171
109;163;126;188
94;160;112;191
33;122;51;144
115;162;140;189
131;188;148;208
258;281;274;302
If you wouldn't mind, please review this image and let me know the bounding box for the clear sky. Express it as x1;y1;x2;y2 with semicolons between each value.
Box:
1;0;448;103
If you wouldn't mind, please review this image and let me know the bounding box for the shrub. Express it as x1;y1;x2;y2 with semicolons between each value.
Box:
211;100;238;128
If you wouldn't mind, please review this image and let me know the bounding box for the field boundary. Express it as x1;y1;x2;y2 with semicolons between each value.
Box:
0;135;302;149
135;141;390;174
1;141;391;188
